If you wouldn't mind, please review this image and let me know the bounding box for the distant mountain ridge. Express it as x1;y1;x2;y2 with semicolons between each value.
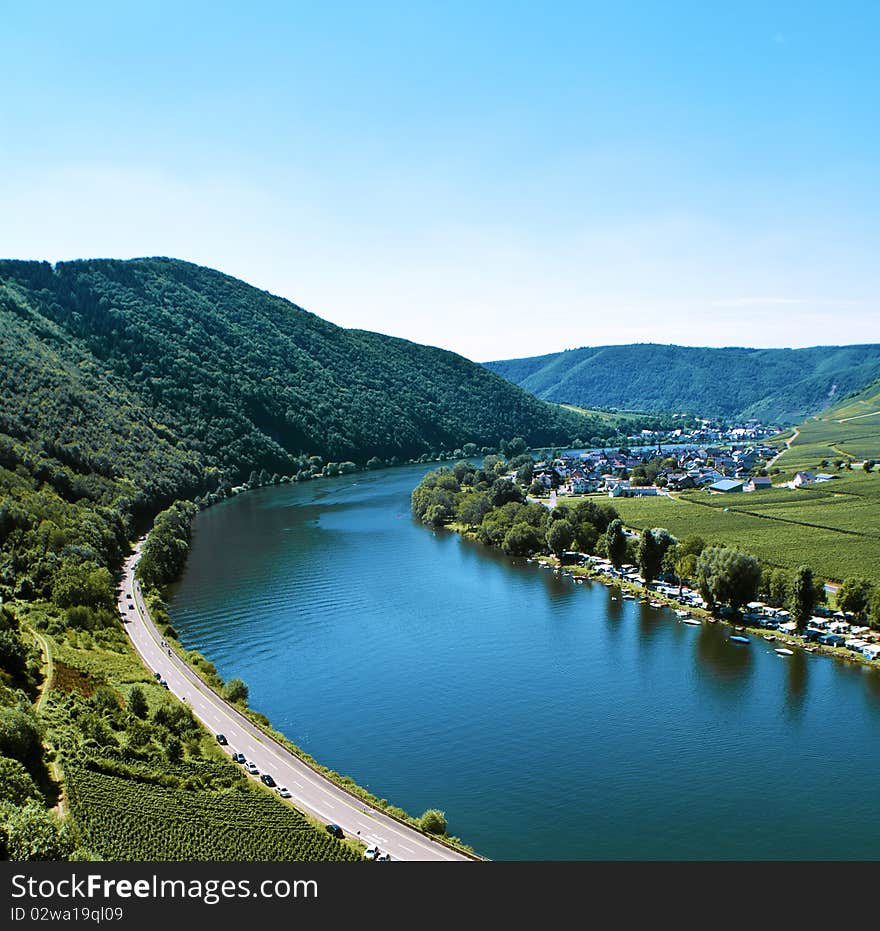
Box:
484;343;880;424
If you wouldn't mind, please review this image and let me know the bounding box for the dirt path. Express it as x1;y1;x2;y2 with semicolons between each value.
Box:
25;624;67;816
768;426;799;468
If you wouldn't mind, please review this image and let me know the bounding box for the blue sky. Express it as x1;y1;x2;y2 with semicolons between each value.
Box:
2;2;878;360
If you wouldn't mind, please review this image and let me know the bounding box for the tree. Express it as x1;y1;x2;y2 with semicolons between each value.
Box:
420;809;447;835
456;492;490;528
501;522;544;557
790;566;815;632
759;567;790;608
637;529;663;585
500;437;527;459
128;685;148;719
490;479;525;508
51;562;114;610
546;519;574;556
1;801;75;861
696;547;761;612
604;519;627;568
836;577;873;619
0;756;41;807
0;630;29;682
515;462;534;485
0;708;43;776
424;503;452;527
223;677;249;704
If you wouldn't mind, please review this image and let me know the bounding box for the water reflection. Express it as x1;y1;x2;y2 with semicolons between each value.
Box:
606;587;624;625
636;603;664;641
864;667;880;701
782;649;808;717
694;625;752;692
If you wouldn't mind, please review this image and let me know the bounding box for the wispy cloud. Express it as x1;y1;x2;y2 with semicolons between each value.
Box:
712;297;865;308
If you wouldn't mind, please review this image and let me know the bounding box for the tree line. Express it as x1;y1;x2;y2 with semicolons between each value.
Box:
412;459;879;628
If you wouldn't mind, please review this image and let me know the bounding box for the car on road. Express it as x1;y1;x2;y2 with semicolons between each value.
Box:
275;786;291;798
245;761;259;775
215;734;228;745
231;752;246;764
325;823;344;839
260;773;276;787
364;846;379;860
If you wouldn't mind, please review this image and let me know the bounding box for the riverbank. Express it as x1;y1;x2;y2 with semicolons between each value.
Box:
515;546;880;671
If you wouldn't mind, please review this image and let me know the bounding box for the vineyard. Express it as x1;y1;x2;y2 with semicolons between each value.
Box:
607;470;880;583
65;762;361;861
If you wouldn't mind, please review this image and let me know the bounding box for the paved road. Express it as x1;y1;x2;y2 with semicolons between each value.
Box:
118;542;471;862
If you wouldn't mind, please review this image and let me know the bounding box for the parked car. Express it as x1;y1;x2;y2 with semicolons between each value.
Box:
245;761;259;775
231;752;246;764
153;671;162;680
160;679;169;689
260;773;276;787
376;852;392;861
364;846;379;860
326;823;344;839
215;734;228;745
275;786;291;798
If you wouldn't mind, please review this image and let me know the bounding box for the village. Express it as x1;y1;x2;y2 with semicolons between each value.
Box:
527;420;834;498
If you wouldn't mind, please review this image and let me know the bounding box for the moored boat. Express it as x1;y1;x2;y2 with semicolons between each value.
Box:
775;647;794;656
729;635;750;644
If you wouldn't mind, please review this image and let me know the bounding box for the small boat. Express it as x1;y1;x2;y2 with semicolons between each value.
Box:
762;634;776;642
683;618;701;626
649;601;664;608
674;610;689;618
729;635;750;644
775;647;794;656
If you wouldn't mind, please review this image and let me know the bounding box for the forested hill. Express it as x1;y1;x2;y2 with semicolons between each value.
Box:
1;257;583;479
484;343;880;424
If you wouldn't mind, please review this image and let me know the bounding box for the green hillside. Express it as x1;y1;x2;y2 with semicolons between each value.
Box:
771;378;880;473
485;343;880;424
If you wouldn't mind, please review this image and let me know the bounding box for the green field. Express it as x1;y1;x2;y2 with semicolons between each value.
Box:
605;470;880;582
598;384;880;583
65;763;360;861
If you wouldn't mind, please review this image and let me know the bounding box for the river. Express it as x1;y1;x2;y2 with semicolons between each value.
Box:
167;464;880;859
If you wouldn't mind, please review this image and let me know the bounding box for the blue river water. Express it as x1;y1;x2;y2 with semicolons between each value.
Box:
167;464;880;859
